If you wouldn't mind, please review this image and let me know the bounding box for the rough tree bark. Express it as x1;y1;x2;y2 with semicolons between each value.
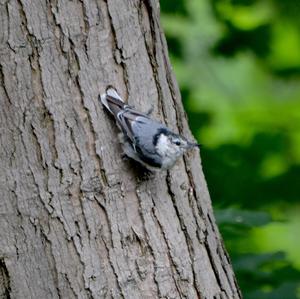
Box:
0;0;242;298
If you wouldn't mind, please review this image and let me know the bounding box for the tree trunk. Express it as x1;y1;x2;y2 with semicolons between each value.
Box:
0;0;242;298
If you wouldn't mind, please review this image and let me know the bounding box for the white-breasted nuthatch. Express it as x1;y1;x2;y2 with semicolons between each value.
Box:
100;87;200;171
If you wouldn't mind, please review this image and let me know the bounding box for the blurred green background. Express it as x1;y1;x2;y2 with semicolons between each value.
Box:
160;0;300;298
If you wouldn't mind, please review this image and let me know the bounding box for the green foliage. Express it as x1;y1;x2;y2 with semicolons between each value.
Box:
215;208;272;227
234;252;300;299
161;0;300;297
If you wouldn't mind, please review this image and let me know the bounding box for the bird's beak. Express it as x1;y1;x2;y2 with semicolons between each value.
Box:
187;142;201;149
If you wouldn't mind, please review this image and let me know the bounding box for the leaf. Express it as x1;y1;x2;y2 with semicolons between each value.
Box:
246;282;300;299
215;208;272;227
233;252;285;272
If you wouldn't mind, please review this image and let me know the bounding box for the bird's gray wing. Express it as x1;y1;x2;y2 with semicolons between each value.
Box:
130;116;162;151
117;108;154;142
128;116;164;167
117;109;166;166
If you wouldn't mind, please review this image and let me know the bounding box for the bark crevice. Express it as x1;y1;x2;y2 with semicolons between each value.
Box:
0;258;12;299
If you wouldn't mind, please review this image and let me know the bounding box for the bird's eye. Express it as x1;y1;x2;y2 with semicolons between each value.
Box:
175;140;181;146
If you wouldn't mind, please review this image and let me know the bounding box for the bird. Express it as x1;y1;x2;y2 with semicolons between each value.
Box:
100;86;200;171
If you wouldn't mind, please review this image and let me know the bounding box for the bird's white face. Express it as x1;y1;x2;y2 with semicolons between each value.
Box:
155;133;199;170
156;134;187;158
155;134;189;169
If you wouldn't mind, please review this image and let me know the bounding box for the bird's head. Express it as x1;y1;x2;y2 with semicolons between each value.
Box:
155;129;200;160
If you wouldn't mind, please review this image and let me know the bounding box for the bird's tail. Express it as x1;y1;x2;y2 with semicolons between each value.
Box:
100;87;126;118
